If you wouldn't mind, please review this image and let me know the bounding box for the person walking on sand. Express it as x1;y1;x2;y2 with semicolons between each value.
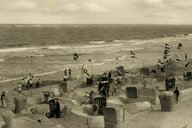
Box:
173;87;180;104
1;91;5;107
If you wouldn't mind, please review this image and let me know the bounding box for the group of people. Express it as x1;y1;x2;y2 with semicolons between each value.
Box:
18;73;42;92
64;68;72;78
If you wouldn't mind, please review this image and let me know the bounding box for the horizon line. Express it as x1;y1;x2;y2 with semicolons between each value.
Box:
0;23;192;26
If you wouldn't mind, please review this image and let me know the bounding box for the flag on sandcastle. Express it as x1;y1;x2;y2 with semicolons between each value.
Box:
165;43;170;49
185;62;190;67
130;50;136;58
177;43;183;49
164;43;171;59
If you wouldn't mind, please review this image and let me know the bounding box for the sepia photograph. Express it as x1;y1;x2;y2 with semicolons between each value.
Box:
0;0;192;128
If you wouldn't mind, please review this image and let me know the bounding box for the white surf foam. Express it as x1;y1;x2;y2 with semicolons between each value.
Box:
0;47;37;53
93;62;105;66
89;41;106;44
0;59;4;62
46;45;69;50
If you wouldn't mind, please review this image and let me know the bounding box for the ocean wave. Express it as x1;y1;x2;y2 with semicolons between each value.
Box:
32;54;44;57
119;55;127;60
93;62;105;66
46;45;69;50
120;47;144;52
0;47;37;53
76;43;122;49
89;41;106;44
103;58;115;62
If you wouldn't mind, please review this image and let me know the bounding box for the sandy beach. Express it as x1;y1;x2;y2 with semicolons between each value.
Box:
0;34;192;128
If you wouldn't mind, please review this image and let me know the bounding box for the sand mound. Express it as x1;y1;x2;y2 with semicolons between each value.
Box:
1;116;63;128
124;101;152;114
107;97;124;106
180;88;192;101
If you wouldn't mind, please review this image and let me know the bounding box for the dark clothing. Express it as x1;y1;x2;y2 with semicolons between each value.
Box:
36;82;40;88
55;101;60;118
69;69;72;77
49;99;56;118
108;72;112;79
73;53;78;60
174;89;180;103
1;93;5;100
1;92;5;107
64;69;67;76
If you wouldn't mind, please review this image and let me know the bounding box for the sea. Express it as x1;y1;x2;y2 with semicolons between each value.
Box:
1;24;192;81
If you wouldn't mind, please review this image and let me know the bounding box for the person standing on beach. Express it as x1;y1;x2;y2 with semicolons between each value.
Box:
1;91;5;107
21;78;25;89
69;68;72;78
173;87;180;104
36;79;41;88
64;68;68;76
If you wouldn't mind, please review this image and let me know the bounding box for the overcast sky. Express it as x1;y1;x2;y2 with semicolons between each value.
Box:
0;0;192;24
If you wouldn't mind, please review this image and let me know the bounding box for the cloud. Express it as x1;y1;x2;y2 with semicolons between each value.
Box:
62;4;81;12
83;3;108;13
8;0;36;11
0;0;192;24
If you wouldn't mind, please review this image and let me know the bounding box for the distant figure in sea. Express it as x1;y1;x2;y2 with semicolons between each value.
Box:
1;91;5;107
173;87;180;104
73;52;79;60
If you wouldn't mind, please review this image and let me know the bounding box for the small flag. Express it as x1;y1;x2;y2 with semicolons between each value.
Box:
165;43;170;46
165;46;170;49
176;58;181;61
164;50;169;55
177;43;183;49
185;62;190;67
165;43;170;49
